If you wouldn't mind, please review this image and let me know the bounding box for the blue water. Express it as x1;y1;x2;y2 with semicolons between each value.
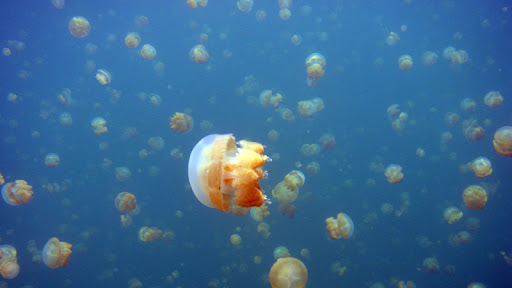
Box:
1;0;512;287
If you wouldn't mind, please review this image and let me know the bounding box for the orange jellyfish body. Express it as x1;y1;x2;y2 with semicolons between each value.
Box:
138;227;163;242
95;69;111;85
141;44;156;60
190;44;209;64
471;157;492;178
42;237;72;269
484;91;503;108
385;164;404;184
2;180;34;206
170;112;193;133
188;134;269;212
325;212;354;239
269;257;307;288
68;16;90;38
0;245;20;279
398;54;413;71
463;185;487;210
493;126;512;156
444;206;463;224
91;117;108;135
463;122;485;142
115;192;137;213
305;53;326;80
125;33;141;48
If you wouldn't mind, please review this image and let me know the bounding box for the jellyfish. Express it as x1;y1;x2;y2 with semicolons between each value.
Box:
493;126;512;156
273;246;290;260
443;206;463;224
463;120;485;142
138;227;163;241
257;222;270;238
2;180;33;206
291;34;302;46
188;134;270;212
45;153;60;167
0;173;4;185
115;167;131;182
384;164;404;184
325;212;354;239
306;162;320;175
59;112;73;127
450;50;468;64
259;90;283;109
125;33;141;48
95;69;111;85
269;257;307;288
385;32;400;46
484;91;503;108
230;234;242;246
443;46;456;59
120;214;132;227
190;44;209;64
187;0;198;8
422;257;439;274
319;134;336;150
231;205;250;216
237;0;253;13
279;8;291;20
398;54;413;71
169;112;193;133
471;157;492;177
42;237;72;269
91;117;108;135
115;192;137;213
297;98;324;118
272;170;305;204
0;245;19;279
141;44;156;60
444;112;460;127
250;203;270;221
279;107;295;122
255;10;267;21
52;0;65;9
460;98;477;112
421;51;438;66
463;185;487;210
468;283;486;288
279;203;296;218
68;16;90;38
267;129;280;142
387;104;401;120
147;136;165;151
305;53;326;80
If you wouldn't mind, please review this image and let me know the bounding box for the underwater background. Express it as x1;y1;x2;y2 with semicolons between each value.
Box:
0;0;512;287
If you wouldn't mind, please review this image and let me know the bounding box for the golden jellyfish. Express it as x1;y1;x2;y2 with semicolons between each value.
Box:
443;206;463;224
52;0;65;9
273;246;290;260
384;164;404;184
279;107;295;122
279;8;291;20
42;237;72;269
422;257;439;274
91;117;108;135
0;173;4;185
95;69;111;85
115;166;131;182
279;203;296;218
421;51;438;66
115;192;137;213
463;185;487;210
189;44;209;64
250;203;270;221
272;170;305;204
120;214;132;227
230;234;242;246
493;126;512;156
471;157;492;177
416;148;425;158
257;222;270;238
325;212;354;239
139;227;163;242
187;0;198;8
279;0;292;9
450;49;468;64
291;34;302;46
443;46;456;60
125;33;141;48
468;283;486;288
134;15;149;28
268;129;280;142
231;205;250;216
45;153;60;167
297;98;324;118
484;91;503;108
305;53;326;80
188;134;270;212
2;180;33;206
463;121;485;142
0;245;19;279
385;32;400;46
445;112;460;127
300;248;310;259
269;257;307;288
387;104;401;119
460;98;477;112
140;44;156;60
398;54;413;71
237;0;253;13
3;47;11;56
319;134;336;150
259;90;283;109
68;16;90;38
147;136;165;152
306;162;320;175
170;112;193;133
59;112;73;127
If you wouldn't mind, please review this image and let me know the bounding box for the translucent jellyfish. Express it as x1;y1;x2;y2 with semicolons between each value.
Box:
188;134;270;212
259;90;283;109
300;248;310;259
59;112;73;127
460;98;477;112
484;91;503;108
141;44;156;60
444;112;460;127
120;214;132;227
443;206;463;224
272;170;305;204
387;104;401;120
421;51;438;66
190;44;209;64
237;0;253;13
398;54;413;71
147;136;165;152
471;157;492;177
463;185;487;210
385;164;404;183
68;16;90;38
273;246;290;260
306;162;320;175
468;283;486;288
380;203;394;215
115;166;131;182
325;212;354;239
170;112;194;133
269;257;307;288
230;234;242;246
231;205;250;216
422;257;439;274
443;46;456;59
91;117;108;135
279;203;296;218
2;180;34;206
450;50;468;64
134;15;149;28
267;129;279;142
52;0;65;9
95;69;111;85
385;32;400;46
279;107;295;122
279;8;291;20
0;245;19;279
42;237;72;269
250;203;270;221
463;120;485;142
138;227;163;242
297;98;324;118
278;0;292;9
257;222;270;238
187;0;198;8
115;192;137;213
0;173;4;185
45;153;60;167
305;53;326;80
493;126;512;156
255;10;267;21
291;34;302;46
125;33;141;49
319;134;336;150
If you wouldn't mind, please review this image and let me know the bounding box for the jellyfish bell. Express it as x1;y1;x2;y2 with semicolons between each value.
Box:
269;257;307;288
325;212;354;239
68;16;90;38
42;237;72;269
398;54;413;71
188;134;270;212
2;180;34;206
125;33;141;48
95;69;111;85
305;53;326;80
493;126;512;156
190;44;209;64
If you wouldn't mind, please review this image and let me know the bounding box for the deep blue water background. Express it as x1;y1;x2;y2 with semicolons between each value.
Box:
1;0;512;287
